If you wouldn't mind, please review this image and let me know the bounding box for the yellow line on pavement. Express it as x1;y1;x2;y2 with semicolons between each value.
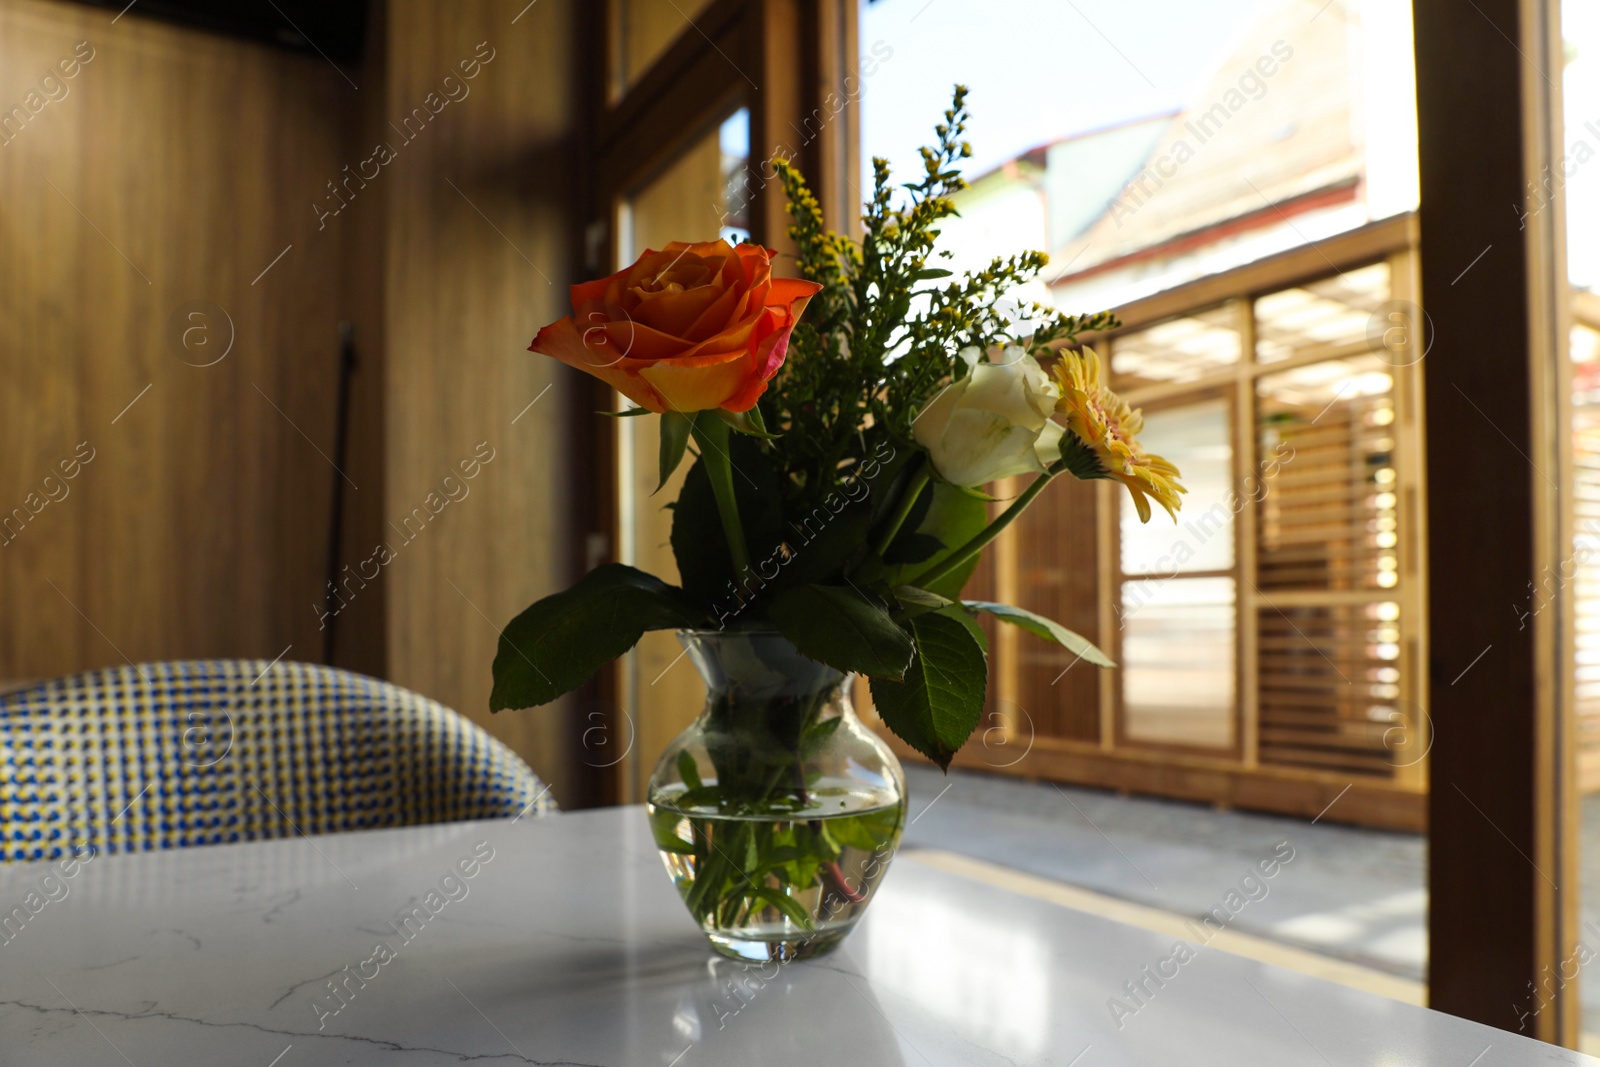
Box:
902;848;1426;1007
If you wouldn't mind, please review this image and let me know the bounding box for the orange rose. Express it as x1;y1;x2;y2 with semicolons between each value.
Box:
529;240;822;414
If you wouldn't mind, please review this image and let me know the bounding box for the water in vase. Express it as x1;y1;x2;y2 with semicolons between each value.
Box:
648;781;903;961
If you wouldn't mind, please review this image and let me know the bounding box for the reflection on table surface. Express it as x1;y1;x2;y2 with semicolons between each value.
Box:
0;807;1582;1066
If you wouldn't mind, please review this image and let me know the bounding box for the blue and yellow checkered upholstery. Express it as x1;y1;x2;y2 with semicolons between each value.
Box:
0;659;556;862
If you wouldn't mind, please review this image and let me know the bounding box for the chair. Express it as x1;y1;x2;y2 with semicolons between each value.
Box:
0;659;557;862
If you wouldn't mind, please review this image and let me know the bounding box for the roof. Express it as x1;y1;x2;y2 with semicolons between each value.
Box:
1047;0;1363;286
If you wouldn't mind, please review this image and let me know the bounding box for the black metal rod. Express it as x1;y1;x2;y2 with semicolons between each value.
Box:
323;321;357;665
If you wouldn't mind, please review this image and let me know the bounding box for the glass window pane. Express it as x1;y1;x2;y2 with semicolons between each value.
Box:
858;0;1425;996
1576;312;1600;1047
862;0;1418;310
716;109;752;244
610;0;717;101
1120;576;1236;748
1121;399;1233;575
1255;262;1392;364
621;107;749;255
615;110;749;800
1572;323;1600;870
1567;0;1600;1041
1257;355;1396;591
1110;305;1240;388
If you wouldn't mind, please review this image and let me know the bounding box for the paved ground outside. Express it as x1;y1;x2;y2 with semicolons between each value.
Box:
900;769;1600;1042
899;764;1427;976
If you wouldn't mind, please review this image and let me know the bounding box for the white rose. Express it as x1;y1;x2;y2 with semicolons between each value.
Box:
913;346;1065;487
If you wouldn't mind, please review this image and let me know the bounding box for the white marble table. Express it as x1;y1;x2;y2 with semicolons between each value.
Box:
0;806;1585;1066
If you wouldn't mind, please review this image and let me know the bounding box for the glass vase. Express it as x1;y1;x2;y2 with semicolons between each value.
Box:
646;629;907;962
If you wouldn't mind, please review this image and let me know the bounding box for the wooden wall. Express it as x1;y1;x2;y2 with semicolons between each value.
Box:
0;0;587;805
365;0;581;803
0;0;348;677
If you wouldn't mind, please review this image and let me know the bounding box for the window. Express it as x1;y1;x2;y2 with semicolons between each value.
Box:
607;0;718;101
613;104;753;800
852;0;1426;826
861;0;1419;310
1564;0;1600;1047
978;226;1426;824
1574;312;1600;794
1118;398;1238;751
579;0;1600;1048
588;0;858;802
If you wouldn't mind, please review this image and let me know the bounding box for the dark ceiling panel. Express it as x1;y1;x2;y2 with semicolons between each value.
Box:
68;0;368;61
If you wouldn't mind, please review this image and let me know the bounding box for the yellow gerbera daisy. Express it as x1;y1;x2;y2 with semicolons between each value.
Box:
1052;346;1185;522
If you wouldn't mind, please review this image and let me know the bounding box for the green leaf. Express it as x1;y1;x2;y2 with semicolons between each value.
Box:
768;584;913;680
748;886;814;929
717;406;781;439
670;434;786;606
963;600;1114;668
779;444;913;589
914;268;954;280
886;290;913;328
675;750;704;792
672;786;726;810
490;563;704;710
950;483;1001;502
828;805;903;850
800;715;844;757
868;610;987;770
883;532;943;566
658;411;694;493
893;586;953;614
782;505;875;587
945;603;989;653
600;406;652;418
815;821;843;864
888;480;989;599
648;805;696;854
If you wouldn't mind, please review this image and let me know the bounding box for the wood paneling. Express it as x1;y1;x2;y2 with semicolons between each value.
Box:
1415;0;1570;1040
1001;476;1101;744
370;0;581;804
1256;603;1402;775
0;0;348;678
0;0;588;807
1109;215;1415;335
608;0;719;102
867;723;1426;831
878;226;1430;830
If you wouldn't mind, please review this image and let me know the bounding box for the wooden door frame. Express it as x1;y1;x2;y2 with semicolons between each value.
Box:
1105;382;1246;763
880;218;1430;834
572;0;1591;1048
570;0;861;804
1414;0;1576;1044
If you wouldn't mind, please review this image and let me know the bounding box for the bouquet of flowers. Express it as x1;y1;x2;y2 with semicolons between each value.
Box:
492;89;1184;958
492;87;1183;771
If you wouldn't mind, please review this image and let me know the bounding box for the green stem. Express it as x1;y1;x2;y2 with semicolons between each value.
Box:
691;415;751;579
906;471;1058;592
872;457;931;557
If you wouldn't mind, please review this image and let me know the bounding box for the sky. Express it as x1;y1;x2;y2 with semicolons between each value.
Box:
858;0;1274;187
857;0;1598;292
